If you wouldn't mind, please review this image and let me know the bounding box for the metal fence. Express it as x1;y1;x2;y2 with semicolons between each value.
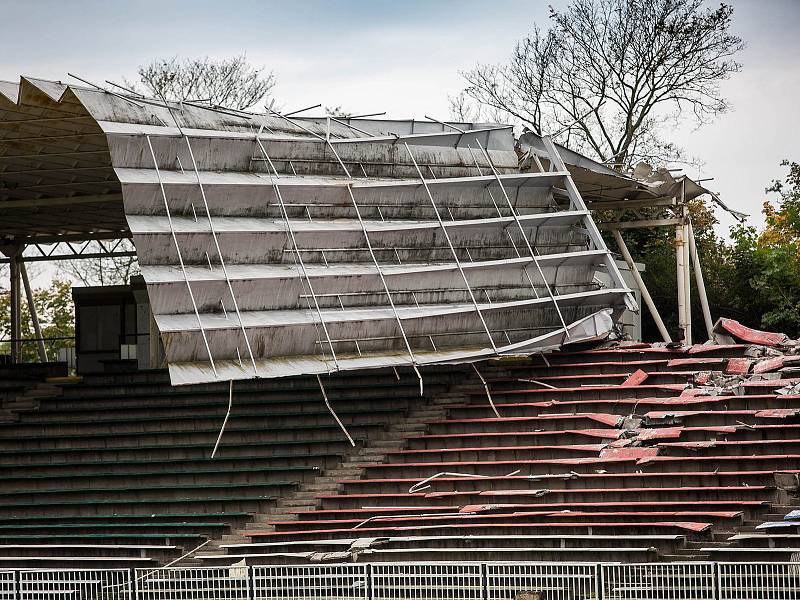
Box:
0;572;14;600
17;569;131;600
718;562;800;600
136;567;249;600
0;563;799;600
371;563;483;600
486;562;598;600
253;564;367;600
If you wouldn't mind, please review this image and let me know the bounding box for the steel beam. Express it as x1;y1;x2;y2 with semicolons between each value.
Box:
7;246;22;363
20;260;46;362
0;193;121;210
688;221;714;340
599;218;685;230
612;229;672;343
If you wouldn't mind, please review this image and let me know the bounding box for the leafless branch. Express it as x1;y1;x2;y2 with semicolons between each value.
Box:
456;0;744;169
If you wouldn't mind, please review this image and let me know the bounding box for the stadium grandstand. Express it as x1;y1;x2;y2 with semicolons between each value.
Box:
1;75;800;599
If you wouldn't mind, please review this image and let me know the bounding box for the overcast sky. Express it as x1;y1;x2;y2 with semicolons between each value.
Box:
1;0;798;237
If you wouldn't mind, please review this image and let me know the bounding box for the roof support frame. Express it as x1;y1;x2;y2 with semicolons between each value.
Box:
404;142;497;354
184;135;258;377
253;134;339;370
473;138;569;336
541;136;637;313
146;134;218;378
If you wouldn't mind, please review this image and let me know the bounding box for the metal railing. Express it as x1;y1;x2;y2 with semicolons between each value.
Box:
0;563;798;600
17;569;131;600
718;562;800;600
253;564;367;600
137;566;248;600
0;572;14;600
371;563;483;599
487;562;598;600
602;562;716;600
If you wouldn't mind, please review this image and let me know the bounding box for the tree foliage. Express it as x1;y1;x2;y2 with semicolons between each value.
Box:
721;161;800;336
636;161;800;341
137;55;275;110
0;280;74;362
454;0;744;168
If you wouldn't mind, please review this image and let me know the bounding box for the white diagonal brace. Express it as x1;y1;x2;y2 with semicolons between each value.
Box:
474;139;569;335
404;142;498;353
145;135;217;377
253;135;339;369
184;136;258;376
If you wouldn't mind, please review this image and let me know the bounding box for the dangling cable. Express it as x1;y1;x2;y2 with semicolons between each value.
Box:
472;363;500;418
414;365;424;397
318;374;355;446
211;380;233;458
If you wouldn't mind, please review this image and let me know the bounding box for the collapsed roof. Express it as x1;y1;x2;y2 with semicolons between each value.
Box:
0;76;635;385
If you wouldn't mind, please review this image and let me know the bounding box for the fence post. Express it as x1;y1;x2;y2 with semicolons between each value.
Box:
714;563;721;600
366;563;373;600
481;563;488;600
13;570;19;600
248;566;256;600
133;568;141;600
596;563;604;600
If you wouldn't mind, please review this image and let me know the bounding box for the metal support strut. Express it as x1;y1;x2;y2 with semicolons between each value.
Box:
472;363;500;418
612;230;672;343
211;379;234;458
19;259;47;362
320;132;422;393
688;221;714;340
540;136;638;313
184;136;258;376
317;374;355;446
474;139;569;337
146;135;217;377
253;135;339;370
404;142;498;353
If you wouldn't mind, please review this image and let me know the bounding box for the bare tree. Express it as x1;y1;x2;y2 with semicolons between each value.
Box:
64;56;274;287
454;0;744;168
324;106;353;118
137;55;275;110
58;240;140;287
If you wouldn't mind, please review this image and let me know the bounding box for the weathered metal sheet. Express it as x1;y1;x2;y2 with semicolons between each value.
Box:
0;76;635;385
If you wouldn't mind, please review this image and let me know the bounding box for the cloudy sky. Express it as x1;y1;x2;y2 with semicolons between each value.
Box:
1;0;798;235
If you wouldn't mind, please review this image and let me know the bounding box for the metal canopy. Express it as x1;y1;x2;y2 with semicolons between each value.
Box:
0;76;635;384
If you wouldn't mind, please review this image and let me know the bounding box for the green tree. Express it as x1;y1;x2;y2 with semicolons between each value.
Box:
722;161;800;336
0;280;74;362
636;161;800;340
